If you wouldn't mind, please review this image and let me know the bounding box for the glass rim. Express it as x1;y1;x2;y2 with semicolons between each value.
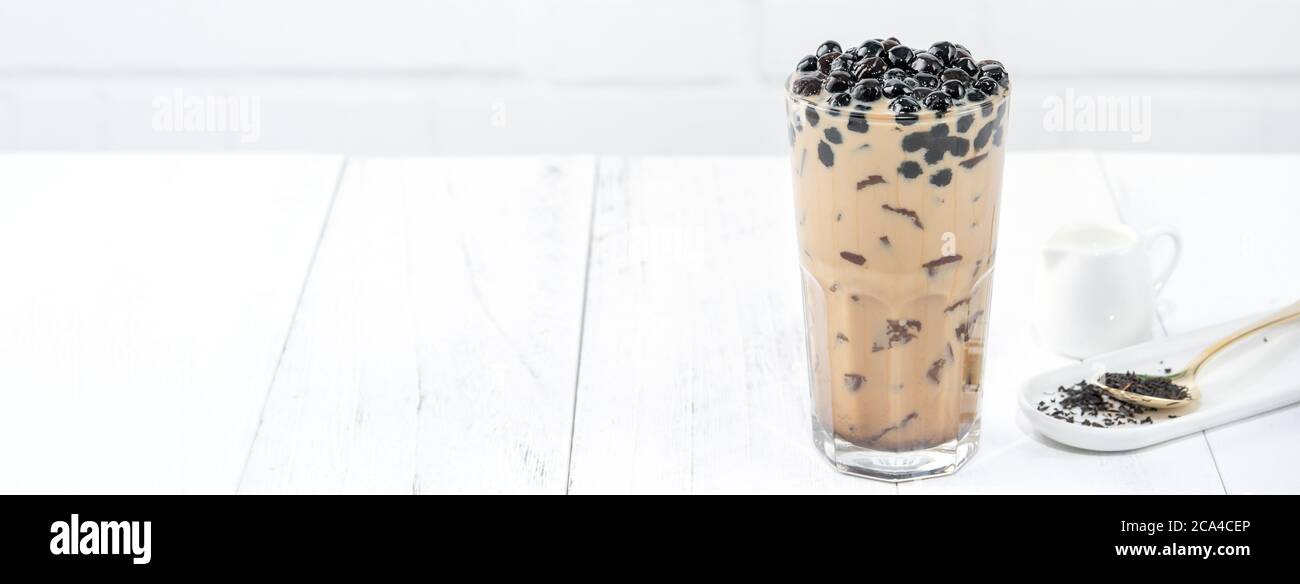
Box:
785;73;1010;121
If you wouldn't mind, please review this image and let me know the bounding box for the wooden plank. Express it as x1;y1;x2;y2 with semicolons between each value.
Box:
896;151;1223;493
567;157;894;494
238;156;595;494
1099;152;1300;494
0;153;343;493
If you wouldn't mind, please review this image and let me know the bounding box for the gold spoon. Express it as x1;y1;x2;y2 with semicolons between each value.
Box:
1100;300;1300;409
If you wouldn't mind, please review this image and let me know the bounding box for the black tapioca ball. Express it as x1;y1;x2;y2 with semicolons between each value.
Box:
829;55;855;73
902;132;928;152
824;71;853;93
890;91;921;126
914;72;939;88
966;88;987;102
973;77;1000;96
885;45;914;68
941;68;971;84
941;79;965;99
974;121;996;150
993;126;1005;146
924;143;947;165
805;105;820;127
859;39;885;57
898;160;923;179
953;56;979;77
981;101;994;117
847;112;869;133
817;51;840;74
792;75;822;96
816;40;842;57
922;91;953;112
827;92;852;108
979;63;1007;82
882;37;900;51
854;56;888;79
997;102;1007;118
889;96;921;115
953;43;972;60
882;79;912;99
851;79;883;102
824;127;843;144
947;136;970;156
883;67;909;80
796;55;819;73
818;140;835;167
913;87;933;100
930;168;953;187
929;41;957;66
956;113;975;133
909;52;944;75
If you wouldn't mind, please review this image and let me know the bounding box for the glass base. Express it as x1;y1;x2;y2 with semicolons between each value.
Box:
812;419;980;483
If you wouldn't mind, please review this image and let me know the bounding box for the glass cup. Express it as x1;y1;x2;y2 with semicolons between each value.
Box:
785;78;1009;481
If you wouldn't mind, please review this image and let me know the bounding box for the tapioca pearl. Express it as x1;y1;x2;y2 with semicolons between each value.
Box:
930;168;953;187
806;106;820;127
824;127;843;144
914;72;939;88
885;44;914;68
817;51;840;74
941;68;971;84
947;136;970;157
818;140;835;167
816;40;842;57
858;39;885;58
902;131;928;152
882;79;912;99
956;114;975;133
847;112;869;133
953;56;979;77
851;78;883;102
854;56;888;79
824;71;853;93
929;41;957;66
981;101;994;117
909;52;943;75
898;160;923;179
913;87;933;101
997;102;1007;118
930;124;949;138
993;126;1005;147
974;121;996;150
922;91;952;112
791;75;822;96
924;144;947;165
796;55;819;73
940;79;965;99
973;77;999;97
827;92;852;108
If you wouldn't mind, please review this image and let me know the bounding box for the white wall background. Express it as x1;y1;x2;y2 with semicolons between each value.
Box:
0;0;1297;154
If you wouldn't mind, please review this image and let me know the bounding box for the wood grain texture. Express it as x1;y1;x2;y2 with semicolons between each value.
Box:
0;153;343;493
238;156;595;494
567;157;894;494
1100;152;1300;494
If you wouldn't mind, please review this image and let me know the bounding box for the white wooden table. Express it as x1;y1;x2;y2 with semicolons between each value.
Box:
1;152;1296;494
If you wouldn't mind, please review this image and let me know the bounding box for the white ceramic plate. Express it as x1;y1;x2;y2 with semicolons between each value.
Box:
1018;310;1300;451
